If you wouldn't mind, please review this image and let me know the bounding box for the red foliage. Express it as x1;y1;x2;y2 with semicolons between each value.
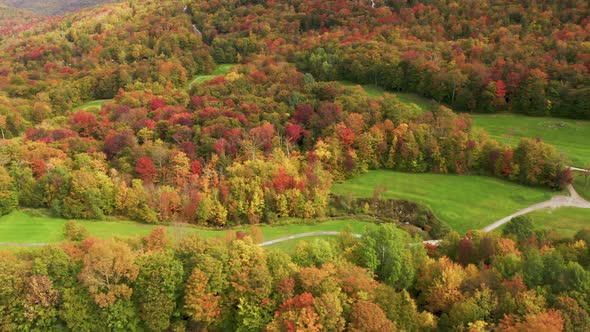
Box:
149;98;166;110
496;80;507;99
135;156;157;183
337;126;355;147
285;123;303;142
31;159;47;178
70;111;97;137
190;160;202;175
292;104;315;126
271;168;303;193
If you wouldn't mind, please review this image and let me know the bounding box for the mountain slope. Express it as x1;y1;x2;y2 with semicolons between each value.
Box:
0;0;118;15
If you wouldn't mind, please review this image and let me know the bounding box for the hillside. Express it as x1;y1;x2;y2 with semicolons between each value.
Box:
0;1;589;331
0;0;117;15
0;5;44;40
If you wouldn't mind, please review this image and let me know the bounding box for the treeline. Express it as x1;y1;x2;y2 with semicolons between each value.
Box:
0;60;569;225
2;218;590;331
192;0;590;119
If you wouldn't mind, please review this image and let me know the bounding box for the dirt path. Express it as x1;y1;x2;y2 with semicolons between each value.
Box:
258;231;361;247
3;173;589;248
482;184;590;232
0;242;47;247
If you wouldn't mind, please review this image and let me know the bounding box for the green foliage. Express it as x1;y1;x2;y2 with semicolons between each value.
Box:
503;215;535;242
357;224;418;289
134;252;183;331
292;239;336;268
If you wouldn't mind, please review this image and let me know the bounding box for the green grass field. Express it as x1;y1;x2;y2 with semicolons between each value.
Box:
73;99;112;111
332;170;557;234
189;64;236;87
0;211;370;247
337;81;436;113
526;207;590;237
263;235;339;253
472;114;590;167
573;172;590;201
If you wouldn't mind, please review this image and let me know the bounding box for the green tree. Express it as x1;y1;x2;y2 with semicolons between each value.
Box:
356;224;418;289
0;166;17;215
502;215;535;242
134;252;183;331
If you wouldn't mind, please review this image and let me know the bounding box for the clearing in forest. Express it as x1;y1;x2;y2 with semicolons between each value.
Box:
331;170;557;234
472;114;590;167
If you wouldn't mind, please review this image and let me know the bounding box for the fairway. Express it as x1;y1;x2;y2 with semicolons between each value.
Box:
0;211;370;246
331;170;556;234
189;63;236;87
526;207;590;237
472;114;590;167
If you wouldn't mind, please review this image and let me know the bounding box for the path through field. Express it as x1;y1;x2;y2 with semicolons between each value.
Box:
482;184;590;232
3;176;590;248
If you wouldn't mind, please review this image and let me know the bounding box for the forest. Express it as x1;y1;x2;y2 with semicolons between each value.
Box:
0;0;588;331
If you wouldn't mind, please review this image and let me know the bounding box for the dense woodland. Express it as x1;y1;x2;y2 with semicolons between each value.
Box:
0;0;116;15
2;219;590;331
0;0;589;330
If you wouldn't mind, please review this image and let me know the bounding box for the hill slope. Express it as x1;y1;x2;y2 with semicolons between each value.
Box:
0;0;117;15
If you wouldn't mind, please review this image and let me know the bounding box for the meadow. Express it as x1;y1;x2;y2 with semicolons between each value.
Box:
0;211;369;247
331;170;557;234
526;207;590;237
472;114;590;167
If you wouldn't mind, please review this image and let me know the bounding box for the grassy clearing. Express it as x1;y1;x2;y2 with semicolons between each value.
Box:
73;99;112;111
472;114;590;167
525;207;590;237
0;211;370;246
264;235;339;253
189;63;236;87
331;170;557;234
573;172;590;201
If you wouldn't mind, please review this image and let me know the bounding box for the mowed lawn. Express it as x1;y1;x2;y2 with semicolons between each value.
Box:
472;114;590;167
332;170;556;234
0;211;370;246
188;63;236;87
526;207;590;237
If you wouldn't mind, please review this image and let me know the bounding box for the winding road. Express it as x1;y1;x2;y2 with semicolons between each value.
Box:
2;170;590;248
259;178;590;247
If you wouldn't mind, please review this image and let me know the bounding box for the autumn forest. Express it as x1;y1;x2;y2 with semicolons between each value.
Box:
0;0;589;331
